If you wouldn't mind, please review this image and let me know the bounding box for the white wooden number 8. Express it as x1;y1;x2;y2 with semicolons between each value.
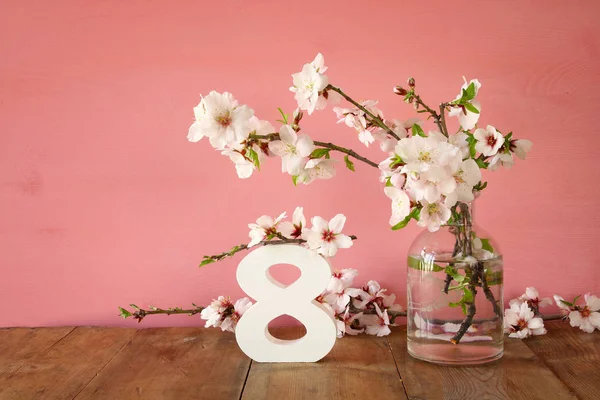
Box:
235;244;337;362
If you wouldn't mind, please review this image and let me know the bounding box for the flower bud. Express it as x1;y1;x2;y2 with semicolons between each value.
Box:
293;109;303;125
407;77;415;88
393;86;408;96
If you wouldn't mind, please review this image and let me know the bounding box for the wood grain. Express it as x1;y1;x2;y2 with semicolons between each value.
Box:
0;327;136;400
524;320;600;400
74;327;251;400
241;327;407;400
0;327;74;374
388;326;578;400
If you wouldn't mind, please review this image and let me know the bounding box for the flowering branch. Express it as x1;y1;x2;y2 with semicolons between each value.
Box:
249;133;378;169
326;84;401;140
200;233;358;267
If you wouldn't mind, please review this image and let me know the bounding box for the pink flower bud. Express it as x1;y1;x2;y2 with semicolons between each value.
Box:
393;86;408;96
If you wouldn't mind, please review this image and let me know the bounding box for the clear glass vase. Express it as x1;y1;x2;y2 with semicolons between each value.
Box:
406;201;503;365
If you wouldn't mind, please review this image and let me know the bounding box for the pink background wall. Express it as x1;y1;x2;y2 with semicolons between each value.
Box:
1;1;599;327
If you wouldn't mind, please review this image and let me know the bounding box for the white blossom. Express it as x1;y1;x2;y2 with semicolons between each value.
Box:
474;125;505;157
279;206;306;239
221;298;253;332
395;135;459;174
221;148;256;179
193;91;254;150
504;302;546;339
384;186;411;226
269;125;314;175
512;139;533;160
300;158;336;184
417;200;452;232
568;294;600;333
290;54;330;114
445;159;482;206
336;307;364;338
411;165;457;204
327;269;358;293
509;287;553;311
247;212;287;247
364;304;391;337
305;214;353;257
488;152;514;171
448;78;482;130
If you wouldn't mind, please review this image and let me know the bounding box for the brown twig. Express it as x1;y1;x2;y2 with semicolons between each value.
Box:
249;133;378;169
325;84;401;140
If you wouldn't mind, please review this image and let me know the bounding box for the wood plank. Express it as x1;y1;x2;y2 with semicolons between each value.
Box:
241;327;407;400
75;327;251;400
524;320;600;400
0;327;74;374
388;326;578;400
0;327;137;400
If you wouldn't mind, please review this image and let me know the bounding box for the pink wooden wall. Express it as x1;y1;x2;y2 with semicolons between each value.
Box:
1;1;599;327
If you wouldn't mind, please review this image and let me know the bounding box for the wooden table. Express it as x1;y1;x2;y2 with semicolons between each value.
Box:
0;321;598;399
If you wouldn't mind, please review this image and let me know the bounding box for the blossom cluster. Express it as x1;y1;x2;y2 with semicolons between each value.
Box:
504;287;600;338
187;52;533;232
554;293;600;333
504;287;550;339
200;268;403;337
247;206;353;257
378;80;532;232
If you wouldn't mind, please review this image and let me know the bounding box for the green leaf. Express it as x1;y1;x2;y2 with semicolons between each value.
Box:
479;238;494;253
246;148;260;169
560;299;574;307
411;123;426;137
389;154;404;169
309;148;330;159
407;255;444;272
385;177;393;187
466;134;477;158
475;157;488;169
463;102;480;114
462;287;474;304
465;82;476;101
391;207;420;230
277;107;288;124
119;307;132;319
199;258;216;268
473;181;488;191
485;270;503;286
461;302;468;315
444;266;466;283
292;175;299;186
504;131;513;142
572;295;581;305
344;155;355;171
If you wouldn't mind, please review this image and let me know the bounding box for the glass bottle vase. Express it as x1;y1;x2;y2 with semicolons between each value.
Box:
406;201;503;365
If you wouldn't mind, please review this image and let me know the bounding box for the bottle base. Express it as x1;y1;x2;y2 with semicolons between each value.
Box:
407;341;503;366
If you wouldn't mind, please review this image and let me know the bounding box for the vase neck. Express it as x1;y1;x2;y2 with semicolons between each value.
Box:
446;201;475;227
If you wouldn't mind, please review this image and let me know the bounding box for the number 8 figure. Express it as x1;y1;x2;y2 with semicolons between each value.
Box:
235;244;337;362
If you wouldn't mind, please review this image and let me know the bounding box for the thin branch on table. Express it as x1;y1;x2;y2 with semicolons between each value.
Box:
326;84;401;140
121;305;204;323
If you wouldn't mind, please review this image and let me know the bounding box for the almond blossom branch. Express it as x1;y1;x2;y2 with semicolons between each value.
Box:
326;84;401;140
249;133;378;168
200;234;358;267
412;94;448;137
